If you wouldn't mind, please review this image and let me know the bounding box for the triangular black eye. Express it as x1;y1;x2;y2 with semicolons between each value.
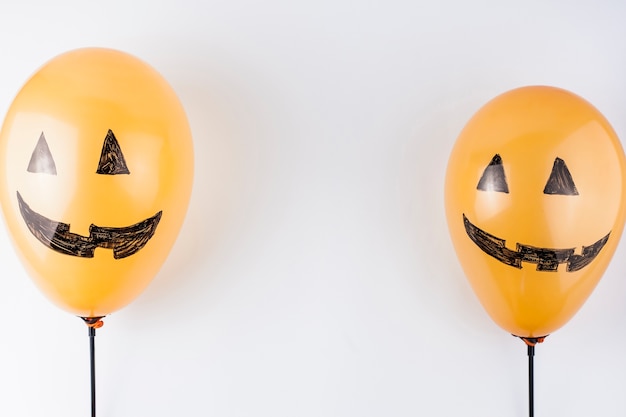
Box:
544;157;578;195
476;154;509;193
27;132;57;175
96;129;130;175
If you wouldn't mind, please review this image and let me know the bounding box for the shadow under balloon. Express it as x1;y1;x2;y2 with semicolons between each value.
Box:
400;89;509;342
118;48;281;323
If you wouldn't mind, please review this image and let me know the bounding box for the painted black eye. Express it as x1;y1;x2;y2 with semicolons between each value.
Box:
96;129;130;175
543;157;578;196
476;154;509;193
27;132;57;175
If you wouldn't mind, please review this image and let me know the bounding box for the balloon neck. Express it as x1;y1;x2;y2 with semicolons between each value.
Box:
80;316;105;329
514;335;548;347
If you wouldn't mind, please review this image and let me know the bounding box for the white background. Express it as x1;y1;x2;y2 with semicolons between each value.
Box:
1;1;626;416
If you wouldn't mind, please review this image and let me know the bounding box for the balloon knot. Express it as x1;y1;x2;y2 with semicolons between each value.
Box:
515;335;548;346
81;316;105;328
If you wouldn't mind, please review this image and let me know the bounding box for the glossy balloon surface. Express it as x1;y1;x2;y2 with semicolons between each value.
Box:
0;48;194;317
445;86;626;338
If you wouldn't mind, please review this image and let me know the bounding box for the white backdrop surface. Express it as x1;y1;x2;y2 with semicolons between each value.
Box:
1;1;626;416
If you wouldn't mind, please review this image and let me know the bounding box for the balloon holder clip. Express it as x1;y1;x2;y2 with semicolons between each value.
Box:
515;335;547;347
80;316;105;329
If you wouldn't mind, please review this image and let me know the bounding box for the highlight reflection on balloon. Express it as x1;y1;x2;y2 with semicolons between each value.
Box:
445;86;626;339
0;48;194;319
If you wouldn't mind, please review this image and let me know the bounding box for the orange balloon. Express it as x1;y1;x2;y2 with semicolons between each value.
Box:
0;48;194;318
445;86;626;338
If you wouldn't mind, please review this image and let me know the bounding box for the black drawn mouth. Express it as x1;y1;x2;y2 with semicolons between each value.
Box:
17;191;162;259
463;214;609;272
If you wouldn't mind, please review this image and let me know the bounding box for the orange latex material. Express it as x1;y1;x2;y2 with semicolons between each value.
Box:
445;86;626;338
0;48;194;318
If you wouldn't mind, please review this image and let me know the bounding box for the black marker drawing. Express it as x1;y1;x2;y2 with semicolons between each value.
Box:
21;130;160;258
543;157;578;195
476;154;508;193
27;132;57;175
96;129;130;175
17;191;161;259
463;214;609;272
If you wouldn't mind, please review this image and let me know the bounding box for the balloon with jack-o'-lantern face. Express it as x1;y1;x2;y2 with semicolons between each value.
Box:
445;86;626;339
0;48;194;319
